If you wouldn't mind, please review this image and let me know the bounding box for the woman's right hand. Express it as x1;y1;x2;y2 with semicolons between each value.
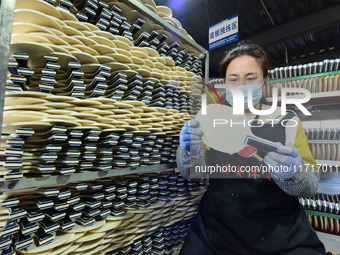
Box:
179;120;203;155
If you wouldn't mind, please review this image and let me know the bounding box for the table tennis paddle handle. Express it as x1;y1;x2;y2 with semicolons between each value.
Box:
244;136;279;153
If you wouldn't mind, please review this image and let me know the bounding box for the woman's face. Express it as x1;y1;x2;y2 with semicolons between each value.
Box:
225;55;263;85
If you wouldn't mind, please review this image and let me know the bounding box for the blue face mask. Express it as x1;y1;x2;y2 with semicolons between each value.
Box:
226;83;263;109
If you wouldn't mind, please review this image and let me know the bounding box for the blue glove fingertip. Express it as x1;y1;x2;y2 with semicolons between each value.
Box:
277;145;299;157
189;119;199;127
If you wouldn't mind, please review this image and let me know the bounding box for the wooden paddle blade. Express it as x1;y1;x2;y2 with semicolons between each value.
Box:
195;104;250;153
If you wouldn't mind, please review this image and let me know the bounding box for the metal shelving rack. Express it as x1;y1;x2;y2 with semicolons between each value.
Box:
266;70;340;106
0;0;208;192
120;0;210;83
268;70;340;253
308;141;340;167
267;71;340;169
120;0;207;56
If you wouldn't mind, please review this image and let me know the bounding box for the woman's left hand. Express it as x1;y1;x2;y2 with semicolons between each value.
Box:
264;145;302;180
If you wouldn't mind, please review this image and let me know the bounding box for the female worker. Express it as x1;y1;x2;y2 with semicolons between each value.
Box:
177;41;326;255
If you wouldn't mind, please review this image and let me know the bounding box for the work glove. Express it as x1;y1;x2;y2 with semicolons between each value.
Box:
179;120;203;155
263;145;302;180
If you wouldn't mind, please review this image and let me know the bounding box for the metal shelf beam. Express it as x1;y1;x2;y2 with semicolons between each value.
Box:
305;210;340;220
309;140;340;144
316;160;340;167
268;70;340;84
0;164;176;191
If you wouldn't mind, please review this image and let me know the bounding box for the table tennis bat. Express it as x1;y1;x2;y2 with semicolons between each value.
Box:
195;104;279;154
237;146;263;162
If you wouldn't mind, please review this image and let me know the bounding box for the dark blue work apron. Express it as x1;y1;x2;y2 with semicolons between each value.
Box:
179;112;326;255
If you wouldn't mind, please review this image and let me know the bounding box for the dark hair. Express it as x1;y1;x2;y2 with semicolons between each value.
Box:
219;40;270;78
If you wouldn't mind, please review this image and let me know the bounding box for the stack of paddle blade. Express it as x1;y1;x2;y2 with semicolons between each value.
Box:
0;123;183;179
303;127;340;162
300;192;340;236
0;171;207;254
